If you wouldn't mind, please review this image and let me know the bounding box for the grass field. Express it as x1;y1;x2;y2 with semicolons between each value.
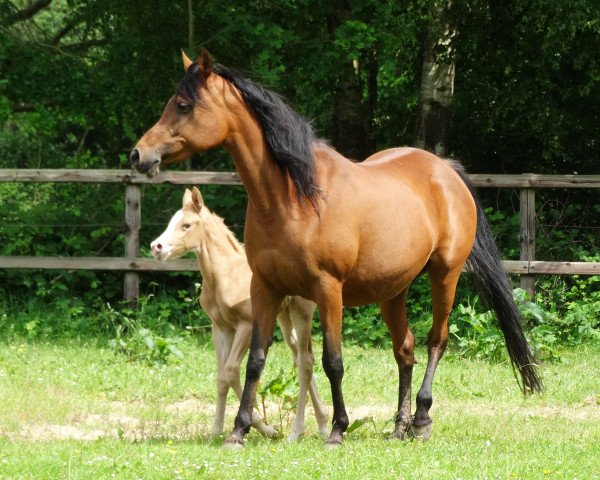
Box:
0;335;598;479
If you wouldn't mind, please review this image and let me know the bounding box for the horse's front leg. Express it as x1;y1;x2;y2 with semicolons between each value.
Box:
316;278;348;446
224;278;283;447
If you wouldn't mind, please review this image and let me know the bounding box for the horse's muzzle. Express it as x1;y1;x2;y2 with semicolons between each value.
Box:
129;148;160;177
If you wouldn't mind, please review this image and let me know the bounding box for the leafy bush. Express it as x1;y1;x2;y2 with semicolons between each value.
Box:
108;324;184;366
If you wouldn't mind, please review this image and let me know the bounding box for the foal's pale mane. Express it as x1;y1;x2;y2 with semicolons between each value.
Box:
196;207;244;255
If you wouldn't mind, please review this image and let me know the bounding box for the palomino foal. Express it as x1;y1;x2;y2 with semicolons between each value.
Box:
151;187;328;440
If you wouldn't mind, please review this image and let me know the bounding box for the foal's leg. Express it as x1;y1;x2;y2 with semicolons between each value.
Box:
224;279;283;447
211;324;234;436
380;289;416;440
412;266;462;441
292;299;329;438
225;321;276;438
316;278;348;446
277;305;307;441
282;298;329;441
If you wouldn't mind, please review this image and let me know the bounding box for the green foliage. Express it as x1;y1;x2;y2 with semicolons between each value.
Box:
341;304;390;348
0;0;598;355
449;301;505;361
109;325;184;366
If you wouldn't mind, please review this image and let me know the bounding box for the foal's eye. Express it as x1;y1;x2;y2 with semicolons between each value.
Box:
176;101;191;114
182;223;192;230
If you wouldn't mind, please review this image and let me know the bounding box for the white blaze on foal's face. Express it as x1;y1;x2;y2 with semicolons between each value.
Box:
151;210;196;261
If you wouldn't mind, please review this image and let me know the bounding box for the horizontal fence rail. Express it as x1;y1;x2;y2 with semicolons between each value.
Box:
1;169;599;305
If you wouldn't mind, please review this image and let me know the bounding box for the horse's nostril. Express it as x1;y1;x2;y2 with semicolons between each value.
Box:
129;149;140;166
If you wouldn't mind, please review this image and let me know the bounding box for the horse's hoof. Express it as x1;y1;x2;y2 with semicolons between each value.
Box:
388;423;411;441
318;427;330;439
222;436;244;449
409;422;432;442
286;430;303;442
325;433;343;448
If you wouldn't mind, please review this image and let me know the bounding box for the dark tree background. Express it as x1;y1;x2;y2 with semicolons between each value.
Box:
1;0;598;302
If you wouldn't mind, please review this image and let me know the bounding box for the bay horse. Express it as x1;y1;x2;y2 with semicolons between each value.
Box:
132;49;542;446
151;187;329;440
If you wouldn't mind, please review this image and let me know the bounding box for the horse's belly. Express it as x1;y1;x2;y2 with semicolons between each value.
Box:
341;256;428;305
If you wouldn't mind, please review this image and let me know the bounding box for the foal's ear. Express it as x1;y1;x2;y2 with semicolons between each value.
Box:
191;186;204;212
196;48;213;80
181;49;193;72
182;188;194;208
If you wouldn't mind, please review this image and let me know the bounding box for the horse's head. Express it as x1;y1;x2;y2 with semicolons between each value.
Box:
131;50;229;177
151;187;205;261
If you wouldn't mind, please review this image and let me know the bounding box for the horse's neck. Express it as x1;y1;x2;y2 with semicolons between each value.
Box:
193;213;244;286
223;108;294;217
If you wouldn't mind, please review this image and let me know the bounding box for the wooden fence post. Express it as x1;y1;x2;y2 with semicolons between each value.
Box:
519;188;536;298
124;184;141;308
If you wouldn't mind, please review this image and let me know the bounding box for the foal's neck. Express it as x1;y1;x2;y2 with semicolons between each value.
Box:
193;210;244;284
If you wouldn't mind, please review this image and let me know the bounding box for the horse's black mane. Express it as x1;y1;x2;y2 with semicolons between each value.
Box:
177;62;319;203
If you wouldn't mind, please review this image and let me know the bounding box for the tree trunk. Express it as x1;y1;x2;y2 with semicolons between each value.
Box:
328;1;372;161
414;5;456;157
185;0;195;171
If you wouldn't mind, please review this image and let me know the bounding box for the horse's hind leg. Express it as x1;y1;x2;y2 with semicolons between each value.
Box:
412;265;462;441
380;288;416;440
316;278;348;446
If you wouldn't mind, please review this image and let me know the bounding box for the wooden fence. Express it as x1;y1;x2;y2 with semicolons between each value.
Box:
1;169;599;306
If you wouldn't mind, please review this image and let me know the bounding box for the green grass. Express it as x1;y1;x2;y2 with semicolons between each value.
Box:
1;336;599;479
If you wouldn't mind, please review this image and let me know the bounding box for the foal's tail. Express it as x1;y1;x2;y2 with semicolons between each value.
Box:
450;161;543;394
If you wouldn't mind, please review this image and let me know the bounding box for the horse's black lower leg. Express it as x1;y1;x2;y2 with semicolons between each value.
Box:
412;342;446;438
412;267;461;441
317;280;348;445
322;338;348;445
381;291;415;439
391;364;414;437
224;282;280;448
224;328;269;446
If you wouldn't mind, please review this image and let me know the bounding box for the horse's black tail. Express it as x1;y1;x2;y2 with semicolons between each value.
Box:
450;161;543;394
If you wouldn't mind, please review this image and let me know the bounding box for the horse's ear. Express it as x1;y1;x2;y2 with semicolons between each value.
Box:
197;48;213;79
191;186;204;212
181;49;193;72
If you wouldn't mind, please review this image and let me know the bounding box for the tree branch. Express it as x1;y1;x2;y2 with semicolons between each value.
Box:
6;0;53;26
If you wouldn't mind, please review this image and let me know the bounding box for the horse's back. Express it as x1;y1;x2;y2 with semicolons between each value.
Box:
363;147;477;269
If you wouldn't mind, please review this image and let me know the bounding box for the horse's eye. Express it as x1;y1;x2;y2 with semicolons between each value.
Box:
176;101;191;114
182;223;192;230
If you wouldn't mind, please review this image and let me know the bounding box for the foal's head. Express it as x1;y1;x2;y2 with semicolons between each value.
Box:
131;49;231;177
151;187;205;261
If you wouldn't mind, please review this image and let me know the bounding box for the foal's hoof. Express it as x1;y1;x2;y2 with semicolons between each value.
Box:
409;422;432;442
286;430;303;442
261;425;278;439
222;436;245;449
